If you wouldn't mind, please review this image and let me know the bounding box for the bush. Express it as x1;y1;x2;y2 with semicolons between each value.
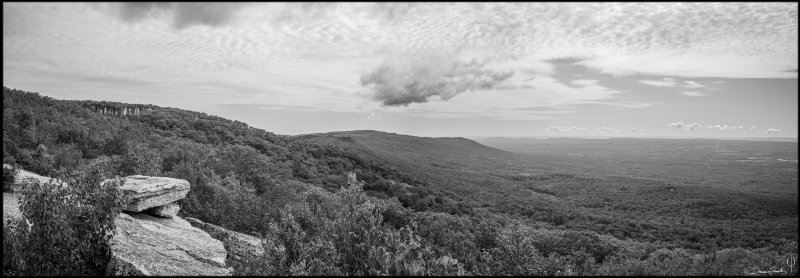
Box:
478;223;546;275
246;180;465;276
3;166;127;276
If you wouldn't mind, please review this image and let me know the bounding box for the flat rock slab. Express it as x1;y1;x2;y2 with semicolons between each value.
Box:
3;193;23;224
185;217;266;269
108;212;231;276
107;175;190;212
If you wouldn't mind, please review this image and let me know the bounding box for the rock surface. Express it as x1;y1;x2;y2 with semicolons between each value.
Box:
185;217;266;269
106;175;190;212
3;164;68;192
3;193;23;224
108;212;232;276
147;202;181;218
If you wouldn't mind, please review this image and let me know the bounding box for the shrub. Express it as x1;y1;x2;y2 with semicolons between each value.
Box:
479;223;546;275
118;142;163;176
3;166;127;276
247;179;465;276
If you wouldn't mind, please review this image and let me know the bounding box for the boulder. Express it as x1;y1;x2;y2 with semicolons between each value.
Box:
108;212;232;276
107;175;190;212
147;202;180;218
3;193;23;224
185;217;266;269
3;164;68;192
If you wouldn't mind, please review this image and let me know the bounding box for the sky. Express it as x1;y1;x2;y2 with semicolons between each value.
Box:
3;2;798;138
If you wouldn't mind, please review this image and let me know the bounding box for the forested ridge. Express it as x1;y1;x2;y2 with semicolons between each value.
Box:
3;86;797;276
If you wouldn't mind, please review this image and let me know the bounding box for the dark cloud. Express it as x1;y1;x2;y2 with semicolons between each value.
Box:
360;57;513;106
368;2;417;22
117;2;247;29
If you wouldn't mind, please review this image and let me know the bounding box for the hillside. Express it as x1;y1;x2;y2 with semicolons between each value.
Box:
298;130;799;251
3;87;797;276
1;87;473;225
297;130;531;207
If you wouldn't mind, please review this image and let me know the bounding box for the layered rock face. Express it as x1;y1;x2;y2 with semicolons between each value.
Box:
107;175;189;212
147;203;181;218
186;217;266;269
107;213;231;276
104;175;233;275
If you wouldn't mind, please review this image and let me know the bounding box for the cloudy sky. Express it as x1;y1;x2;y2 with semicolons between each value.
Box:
3;2;797;138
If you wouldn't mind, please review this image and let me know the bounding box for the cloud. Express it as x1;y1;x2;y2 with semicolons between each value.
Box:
685;122;703;131
360;56;514;106
681;91;706;96
639;78;677;87
667;121;685;128
485;56;557;76
639;79;709;93
671;123;750;131
116;2;249;29
598;101;653;108
545;126;589;132
493;75;623;106
750;126;756;131
706;124;744;131
683;81;705;88
764;128;782;134
544;126;641;133
593;127;643;133
667;121;702;130
580;52;797;79
570;79;600;87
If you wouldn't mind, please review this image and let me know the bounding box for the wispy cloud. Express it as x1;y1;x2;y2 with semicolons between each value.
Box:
593;127;643;133
667;121;703;131
545;126;589;132
639;78;677;87
667;121;686;128
683;81;705;88
639;78;708;91
580;52;797;79
544;126;642;133
706;124;744;131
685;122;703;131
681;91;706;97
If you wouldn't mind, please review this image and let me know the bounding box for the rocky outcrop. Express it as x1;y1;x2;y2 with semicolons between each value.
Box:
185;217;266;269
4;167;234;276
108;212;232;276
147;202;180;218
106;175;190;212
3;164;68;192
3;193;23;224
